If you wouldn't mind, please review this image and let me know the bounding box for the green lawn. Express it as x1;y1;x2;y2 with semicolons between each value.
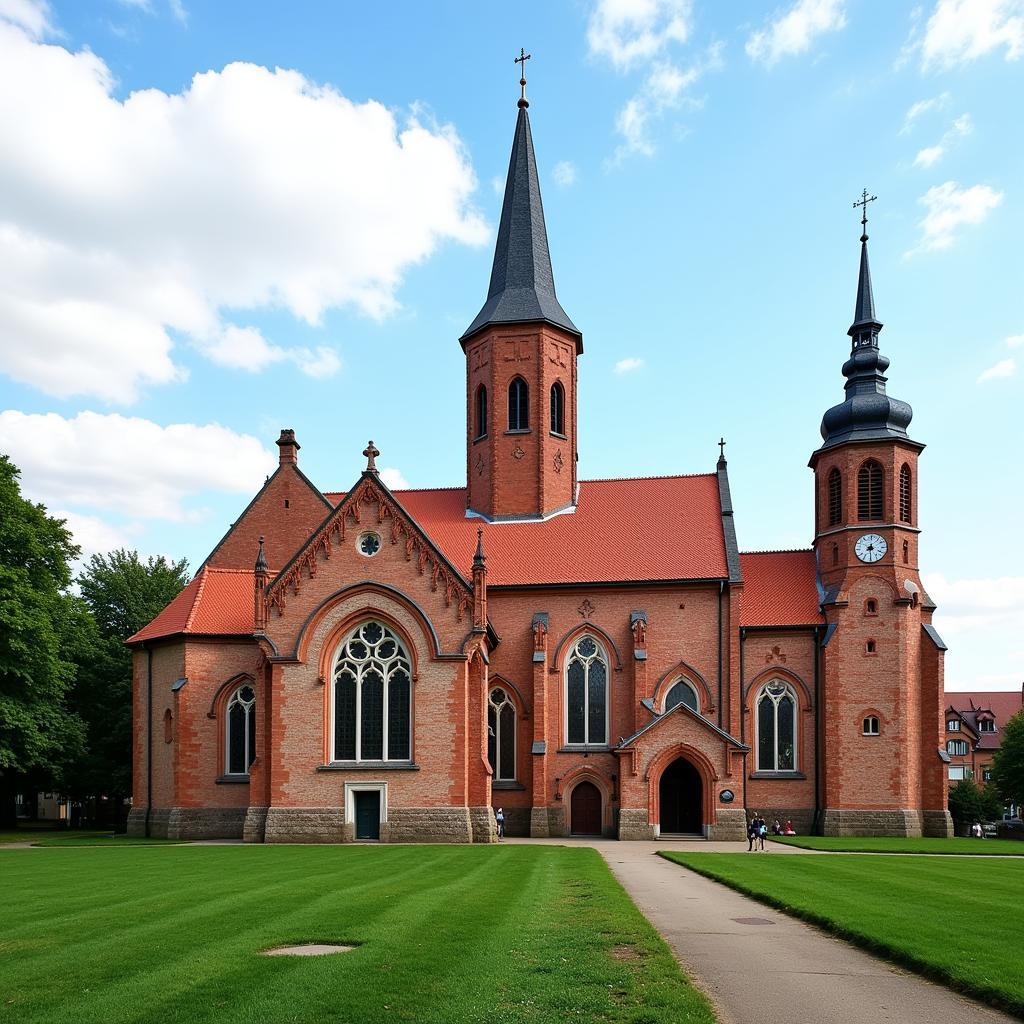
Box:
770;834;1024;855
661;851;1024;1016
0;829;182;847
2;844;713;1024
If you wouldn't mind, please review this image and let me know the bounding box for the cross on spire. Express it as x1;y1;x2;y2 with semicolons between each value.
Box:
362;439;380;475
515;48;531;108
853;188;877;242
718;437;726;459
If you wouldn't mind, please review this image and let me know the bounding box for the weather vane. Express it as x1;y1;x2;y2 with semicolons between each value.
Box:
515;48;531;108
853;188;877;241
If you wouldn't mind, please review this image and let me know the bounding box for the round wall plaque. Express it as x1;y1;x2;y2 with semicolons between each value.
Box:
719;789;735;803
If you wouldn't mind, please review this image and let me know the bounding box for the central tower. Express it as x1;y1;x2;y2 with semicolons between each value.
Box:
461;70;582;521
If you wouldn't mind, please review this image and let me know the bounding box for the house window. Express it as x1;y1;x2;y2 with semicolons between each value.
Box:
982;766;993;783
487;687;516;781
946;739;968;756
899;463;912;523
827;468;842;526
756;681;796;771
979;719;995;733
947;719;960;732
857;459;883;521
226;684;256;775
565;635;608;745
948;765;968;781
550;381;565;435
475;385;488;439
665;679;699;714
863;715;880;735
332;621;411;762
508;377;529;431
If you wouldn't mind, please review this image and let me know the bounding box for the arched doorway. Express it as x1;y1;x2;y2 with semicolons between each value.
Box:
570;781;602;835
659;757;703;835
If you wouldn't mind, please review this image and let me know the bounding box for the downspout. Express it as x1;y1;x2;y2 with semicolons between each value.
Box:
739;626;747;812
145;643;153;839
717;582;724;730
813;625;822;835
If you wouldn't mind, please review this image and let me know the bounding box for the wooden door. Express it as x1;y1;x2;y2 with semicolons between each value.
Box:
354;791;380;840
570;781;602;835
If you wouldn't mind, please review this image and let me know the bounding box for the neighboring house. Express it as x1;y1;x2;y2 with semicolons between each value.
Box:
944;691;1024;799
127;89;955;843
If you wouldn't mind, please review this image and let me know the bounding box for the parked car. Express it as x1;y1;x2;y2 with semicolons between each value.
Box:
996;818;1024;841
982;821;999;838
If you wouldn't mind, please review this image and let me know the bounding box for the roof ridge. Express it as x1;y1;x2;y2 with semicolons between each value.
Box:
581;473;716;483
741;548;815;555
183;566;209;633
203;566;258;575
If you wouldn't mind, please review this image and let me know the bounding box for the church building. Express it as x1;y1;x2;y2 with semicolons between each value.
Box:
127;84;953;842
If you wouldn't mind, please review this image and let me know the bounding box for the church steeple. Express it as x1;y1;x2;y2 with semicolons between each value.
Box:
818;197;914;451
460;86;580;347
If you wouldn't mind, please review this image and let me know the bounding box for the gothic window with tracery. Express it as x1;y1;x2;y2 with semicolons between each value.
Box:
565;635;608;745
333;621;411;762
487;687;516;781
756;680;796;771
508;377;529;431
827;468;842;526
550;381;565;435
858;460;883;521
226;684;256;775
664;679;699;714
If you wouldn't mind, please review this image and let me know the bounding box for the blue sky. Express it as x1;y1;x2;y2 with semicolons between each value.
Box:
0;0;1021;691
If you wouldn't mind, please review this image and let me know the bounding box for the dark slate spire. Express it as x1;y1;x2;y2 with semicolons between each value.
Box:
819;200;915;451
254;535;268;574
461;100;580;346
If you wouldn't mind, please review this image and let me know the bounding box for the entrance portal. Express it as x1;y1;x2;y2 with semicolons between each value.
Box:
570;781;602;835
354;791;381;840
659;757;702;835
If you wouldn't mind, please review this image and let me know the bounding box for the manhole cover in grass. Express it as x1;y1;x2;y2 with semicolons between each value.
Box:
731;917;775;926
263;943;356;956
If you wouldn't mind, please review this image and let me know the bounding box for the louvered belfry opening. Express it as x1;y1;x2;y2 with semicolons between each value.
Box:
827;468;842;526
899;463;912;523
857;460;883;521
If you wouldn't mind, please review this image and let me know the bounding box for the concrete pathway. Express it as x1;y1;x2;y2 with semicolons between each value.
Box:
507;837;1016;1024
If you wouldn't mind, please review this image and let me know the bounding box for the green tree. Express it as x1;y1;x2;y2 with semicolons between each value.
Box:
992;710;1024;810
0;456;85;827
947;777;984;832
69;550;189;812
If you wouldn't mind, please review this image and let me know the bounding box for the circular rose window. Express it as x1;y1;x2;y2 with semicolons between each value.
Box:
358;532;381;557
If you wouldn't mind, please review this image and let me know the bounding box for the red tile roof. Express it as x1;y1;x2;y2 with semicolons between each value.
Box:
945;690;1024;750
127;567;257;644
350;476;729;586
739;550;823;627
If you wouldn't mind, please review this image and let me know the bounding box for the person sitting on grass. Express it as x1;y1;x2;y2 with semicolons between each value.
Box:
783;819;796;835
772;819;783;835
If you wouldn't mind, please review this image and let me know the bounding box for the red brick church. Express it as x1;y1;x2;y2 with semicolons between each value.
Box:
128;90;953;842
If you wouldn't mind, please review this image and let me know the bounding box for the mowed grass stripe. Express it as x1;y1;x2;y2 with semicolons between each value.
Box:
769;835;1024;856
661;851;1024;1017
3;844;714;1024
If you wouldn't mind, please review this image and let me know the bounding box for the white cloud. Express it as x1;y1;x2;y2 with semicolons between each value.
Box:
612;44;722;160
587;0;692;71
0;20;487;402
615;357;645;373
168;0;187;24
379;467;410;490
0;0;54;38
913;112;972;167
1006;333;1024;348
552;160;577;187
745;0;847;67
920;0;1024;69
925;572;1024;635
199;324;341;378
907;181;1003;254
56;509;144;559
491;175;505;197
0;411;275;520
977;357;1017;382
900;92;951;133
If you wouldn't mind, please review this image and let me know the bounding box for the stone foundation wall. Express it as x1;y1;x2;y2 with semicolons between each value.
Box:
618;808;656;841
243;806;269;843
708;807;747;841
529;806;550;838
746;807;815;837
387;807;473;844
469;806;496;843
265;806;345;843
501;807;531;837
822;808;924;837
921;809;954;837
127;807;245;839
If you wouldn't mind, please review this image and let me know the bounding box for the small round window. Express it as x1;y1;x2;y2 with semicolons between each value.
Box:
358;532;381;557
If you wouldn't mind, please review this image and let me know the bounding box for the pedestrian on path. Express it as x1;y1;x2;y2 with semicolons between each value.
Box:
747;813;759;851
495;806;505;839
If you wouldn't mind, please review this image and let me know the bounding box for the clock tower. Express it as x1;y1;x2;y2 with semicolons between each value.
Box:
809;199;952;837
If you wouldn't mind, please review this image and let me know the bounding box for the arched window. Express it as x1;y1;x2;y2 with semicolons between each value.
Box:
857;460;883;521
902;540;909;563
225;684;256;775
865;599;877;616
474;384;488;440
163;708;173;744
947;739;969;756
487;687;516;781
332;621;411;762
508;377;529;431
899;463;912;523
831;542;839;567
550;381;565;435
827;468;842;526
565;635;608;745
756;681;796;771
866;640;877;654
664;679;699;714
863;715;880;736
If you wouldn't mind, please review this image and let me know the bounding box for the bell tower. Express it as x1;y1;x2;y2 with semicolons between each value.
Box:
809;193;951;838
461;56;582;521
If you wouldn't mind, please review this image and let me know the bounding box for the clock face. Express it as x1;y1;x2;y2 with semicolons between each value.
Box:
855;534;887;563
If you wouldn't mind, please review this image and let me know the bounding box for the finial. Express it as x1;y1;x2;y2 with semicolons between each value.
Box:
255;535;268;574
362;440;380;475
515;48;531;108
853;188;877;243
718;437;726;460
473;527;486;568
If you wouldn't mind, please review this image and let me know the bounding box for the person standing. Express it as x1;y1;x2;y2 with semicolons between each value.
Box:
748;813;759;851
495;806;505;840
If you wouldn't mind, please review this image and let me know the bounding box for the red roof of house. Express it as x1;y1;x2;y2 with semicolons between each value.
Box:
945;690;1024;750
127;567;258;644
739;550;823;627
